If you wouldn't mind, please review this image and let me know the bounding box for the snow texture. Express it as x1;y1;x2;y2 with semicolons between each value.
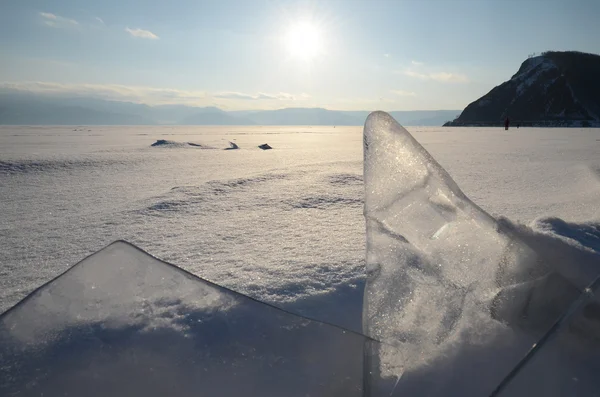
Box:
513;57;558;97
0;118;599;396
1;124;599;331
362;111;600;396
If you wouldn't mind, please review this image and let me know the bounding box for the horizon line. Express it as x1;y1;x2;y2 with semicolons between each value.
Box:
0;87;463;112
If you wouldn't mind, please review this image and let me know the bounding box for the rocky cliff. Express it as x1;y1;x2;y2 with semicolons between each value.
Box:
445;51;600;127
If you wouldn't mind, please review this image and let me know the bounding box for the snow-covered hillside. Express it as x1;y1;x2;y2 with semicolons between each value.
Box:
447;51;600;127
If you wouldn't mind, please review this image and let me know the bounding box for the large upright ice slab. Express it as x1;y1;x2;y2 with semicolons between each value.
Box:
0;241;372;397
362;111;600;396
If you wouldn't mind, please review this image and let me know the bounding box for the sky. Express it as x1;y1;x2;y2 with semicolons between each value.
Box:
0;0;599;111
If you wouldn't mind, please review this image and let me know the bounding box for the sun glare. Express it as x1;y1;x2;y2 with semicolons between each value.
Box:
285;21;322;62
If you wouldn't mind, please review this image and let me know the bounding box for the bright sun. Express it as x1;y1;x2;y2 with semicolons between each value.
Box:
285;21;322;61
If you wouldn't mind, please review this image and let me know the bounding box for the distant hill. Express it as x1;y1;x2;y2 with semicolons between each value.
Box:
339;110;460;127
179;107;257;125
177;108;461;126
246;108;360;126
445;51;600;127
0;90;459;126
0;92;156;125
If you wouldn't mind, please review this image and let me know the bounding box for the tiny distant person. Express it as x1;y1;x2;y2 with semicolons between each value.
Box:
504;117;510;130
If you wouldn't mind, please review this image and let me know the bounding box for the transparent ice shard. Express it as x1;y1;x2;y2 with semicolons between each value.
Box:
495;286;600;397
0;241;373;397
362;111;600;396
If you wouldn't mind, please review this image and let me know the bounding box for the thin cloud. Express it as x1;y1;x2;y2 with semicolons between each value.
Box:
214;92;265;100
214;91;310;101
398;60;468;83
403;70;428;79
39;12;57;20
0;82;206;105
95;17;105;25
269;92;311;101
402;70;469;83
333;96;396;105
391;90;416;97
0;82;310;107
39;12;79;28
384;53;391;58
429;72;469;83
125;27;159;40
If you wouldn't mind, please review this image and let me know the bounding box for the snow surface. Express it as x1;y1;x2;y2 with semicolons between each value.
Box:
1;119;600;396
1;124;599;334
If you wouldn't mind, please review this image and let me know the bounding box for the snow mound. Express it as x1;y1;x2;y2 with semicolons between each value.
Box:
519;217;599;255
0;241;374;397
363;111;600;396
151;139;216;149
124;168;365;315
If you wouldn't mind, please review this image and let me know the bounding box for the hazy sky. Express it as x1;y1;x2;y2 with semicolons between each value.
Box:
1;0;598;110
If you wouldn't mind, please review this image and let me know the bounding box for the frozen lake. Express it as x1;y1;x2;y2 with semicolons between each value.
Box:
1;125;599;330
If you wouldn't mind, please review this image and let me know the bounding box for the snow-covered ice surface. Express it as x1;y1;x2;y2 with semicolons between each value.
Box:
363;112;600;396
1;119;599;396
1;124;599;334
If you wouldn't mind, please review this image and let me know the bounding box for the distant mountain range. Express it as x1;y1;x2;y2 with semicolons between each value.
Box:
445;51;600;127
0;90;459;126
